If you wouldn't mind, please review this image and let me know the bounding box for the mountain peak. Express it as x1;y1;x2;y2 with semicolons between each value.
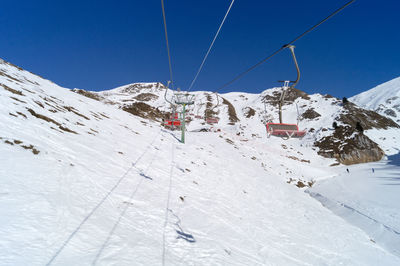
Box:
350;76;400;123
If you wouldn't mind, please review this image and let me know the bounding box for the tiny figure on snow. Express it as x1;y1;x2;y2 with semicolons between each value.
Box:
346;168;350;173
372;168;375;173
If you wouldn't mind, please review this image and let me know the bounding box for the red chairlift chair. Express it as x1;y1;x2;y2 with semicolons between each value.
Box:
206;117;219;125
266;123;306;138
164;111;181;127
164;120;181;126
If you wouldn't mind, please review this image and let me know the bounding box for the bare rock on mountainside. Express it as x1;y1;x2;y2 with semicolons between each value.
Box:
340;102;399;130
315;102;398;165
383;108;397;118
221;97;239;124
120;82;165;94
73;89;104;101
262;87;310;106
122;102;165;122
301;108;321;120
134;93;159;102
315;125;384;165
243;107;256;118
204;94;219;119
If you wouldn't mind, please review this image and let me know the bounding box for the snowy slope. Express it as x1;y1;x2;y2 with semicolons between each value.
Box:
1;58;400;265
350;76;400;124
93;82;400;162
308;158;400;257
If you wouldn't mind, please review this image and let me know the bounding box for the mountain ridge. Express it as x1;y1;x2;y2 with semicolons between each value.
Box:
350;76;400;124
76;81;400;165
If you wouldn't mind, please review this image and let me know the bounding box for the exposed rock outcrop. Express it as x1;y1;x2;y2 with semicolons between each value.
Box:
73;89;104;101
341;102;399;130
243;107;256;118
122;102;165;122
120;82;164;94
301;108;321;120
262;87;310;107
134;93;159;102
204;94;219;119
222;97;239;124
315;126;384;165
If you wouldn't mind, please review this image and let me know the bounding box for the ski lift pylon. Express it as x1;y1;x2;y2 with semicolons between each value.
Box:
164;84;195;143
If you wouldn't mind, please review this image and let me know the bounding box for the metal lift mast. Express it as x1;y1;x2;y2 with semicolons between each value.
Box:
278;45;300;124
174;92;195;144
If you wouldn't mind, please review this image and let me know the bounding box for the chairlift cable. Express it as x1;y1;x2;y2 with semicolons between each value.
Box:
187;0;235;92
161;0;175;89
215;0;356;93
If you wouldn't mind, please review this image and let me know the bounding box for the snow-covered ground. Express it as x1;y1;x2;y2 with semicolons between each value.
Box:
307;157;400;257
1;58;400;265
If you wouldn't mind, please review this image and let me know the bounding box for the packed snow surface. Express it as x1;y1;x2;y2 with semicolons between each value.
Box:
308;157;400;257
1;59;400;265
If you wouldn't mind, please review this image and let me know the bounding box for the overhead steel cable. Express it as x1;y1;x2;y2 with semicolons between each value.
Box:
187;0;235;92
161;0;175;89
215;0;356;93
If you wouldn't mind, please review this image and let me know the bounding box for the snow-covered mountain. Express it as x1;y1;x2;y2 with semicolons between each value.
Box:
350;76;400;124
2;58;400;265
81;81;400;164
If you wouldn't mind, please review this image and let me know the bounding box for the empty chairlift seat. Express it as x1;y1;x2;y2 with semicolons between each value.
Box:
172;112;179;119
206;117;219;125
164;120;181;126
266;123;306;138
164;112;181;127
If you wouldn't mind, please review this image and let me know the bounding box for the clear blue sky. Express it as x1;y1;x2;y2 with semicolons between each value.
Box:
0;0;399;97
